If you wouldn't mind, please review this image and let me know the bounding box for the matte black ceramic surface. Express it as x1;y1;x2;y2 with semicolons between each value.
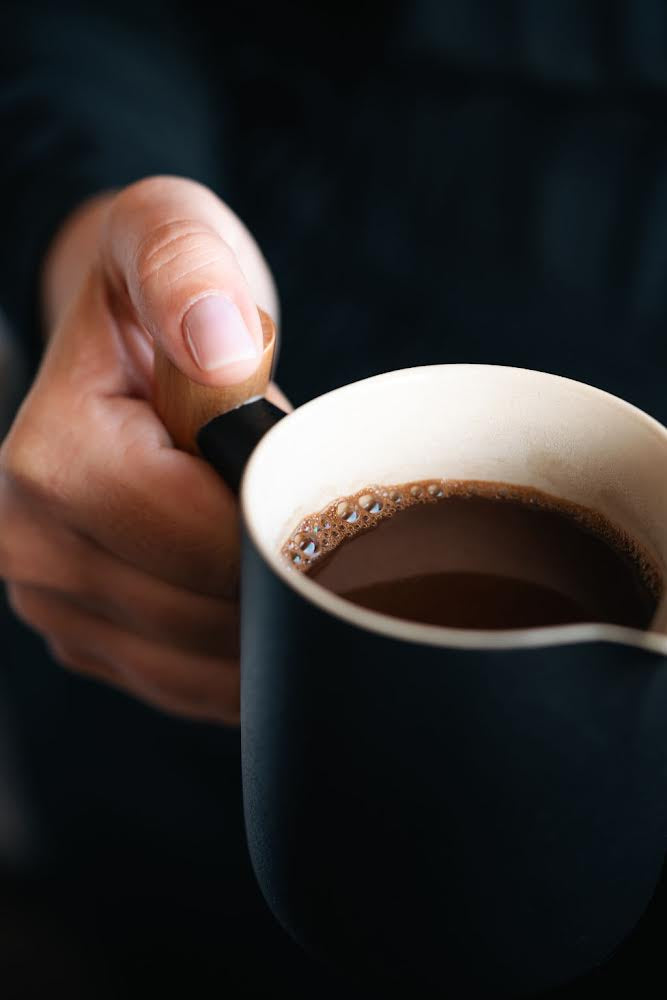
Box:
241;533;667;995
195;385;667;994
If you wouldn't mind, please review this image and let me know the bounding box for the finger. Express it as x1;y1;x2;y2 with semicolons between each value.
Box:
79;555;240;658
103;176;266;385
79;409;242;595
8;584;240;724
49;638;238;724
2;284;241;596
4;401;241;598
46;639;120;685
1;492;238;653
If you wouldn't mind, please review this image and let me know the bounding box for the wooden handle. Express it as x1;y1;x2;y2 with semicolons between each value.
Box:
153;308;276;454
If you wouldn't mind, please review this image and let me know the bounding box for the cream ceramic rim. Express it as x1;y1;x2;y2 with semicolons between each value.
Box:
241;365;667;654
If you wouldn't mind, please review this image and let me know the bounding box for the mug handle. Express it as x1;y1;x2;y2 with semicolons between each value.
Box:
153;306;287;492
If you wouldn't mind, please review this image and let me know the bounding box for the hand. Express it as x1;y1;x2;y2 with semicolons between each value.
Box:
0;176;287;724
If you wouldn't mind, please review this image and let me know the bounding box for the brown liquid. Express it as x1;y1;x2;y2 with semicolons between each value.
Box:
283;481;661;630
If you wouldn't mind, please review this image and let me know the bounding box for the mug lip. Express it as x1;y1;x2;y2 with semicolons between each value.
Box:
241;363;667;654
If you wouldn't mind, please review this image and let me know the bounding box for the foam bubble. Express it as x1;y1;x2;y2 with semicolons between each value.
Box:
299;538;318;557
359;494;383;514
281;478;664;603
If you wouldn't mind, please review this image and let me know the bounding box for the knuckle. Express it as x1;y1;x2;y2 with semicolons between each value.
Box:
135;678;237;724
115;176;168;206
116;176;200;212
134;222;232;298
0;466;67;587
6;583;42;627
0;489;18;580
1;428;35;489
0;422;59;504
134;658;240;724
47;640;97;677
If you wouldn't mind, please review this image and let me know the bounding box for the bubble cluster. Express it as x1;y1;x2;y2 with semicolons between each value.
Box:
281;478;665;603
282;478;483;572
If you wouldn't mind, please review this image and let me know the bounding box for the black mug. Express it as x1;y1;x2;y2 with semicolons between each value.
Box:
199;364;667;995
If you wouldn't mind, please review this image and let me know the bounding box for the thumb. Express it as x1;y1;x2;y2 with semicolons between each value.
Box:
103;176;265;386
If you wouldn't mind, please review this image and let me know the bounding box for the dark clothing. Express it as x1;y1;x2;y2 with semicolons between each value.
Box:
1;1;667;995
3;1;667;421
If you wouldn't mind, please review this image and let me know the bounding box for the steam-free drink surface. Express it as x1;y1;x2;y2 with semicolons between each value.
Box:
283;481;660;630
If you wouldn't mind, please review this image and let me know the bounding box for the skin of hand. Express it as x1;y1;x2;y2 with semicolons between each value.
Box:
0;176;289;724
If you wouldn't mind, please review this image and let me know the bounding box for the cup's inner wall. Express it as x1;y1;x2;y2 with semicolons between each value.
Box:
242;365;667;639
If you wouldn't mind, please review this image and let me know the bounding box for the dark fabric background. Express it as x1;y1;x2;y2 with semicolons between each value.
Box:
1;1;667;995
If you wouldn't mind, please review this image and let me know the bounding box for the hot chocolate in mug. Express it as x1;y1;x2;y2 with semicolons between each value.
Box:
156;343;667;996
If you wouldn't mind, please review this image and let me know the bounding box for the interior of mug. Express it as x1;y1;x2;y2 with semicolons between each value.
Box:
242;365;667;650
